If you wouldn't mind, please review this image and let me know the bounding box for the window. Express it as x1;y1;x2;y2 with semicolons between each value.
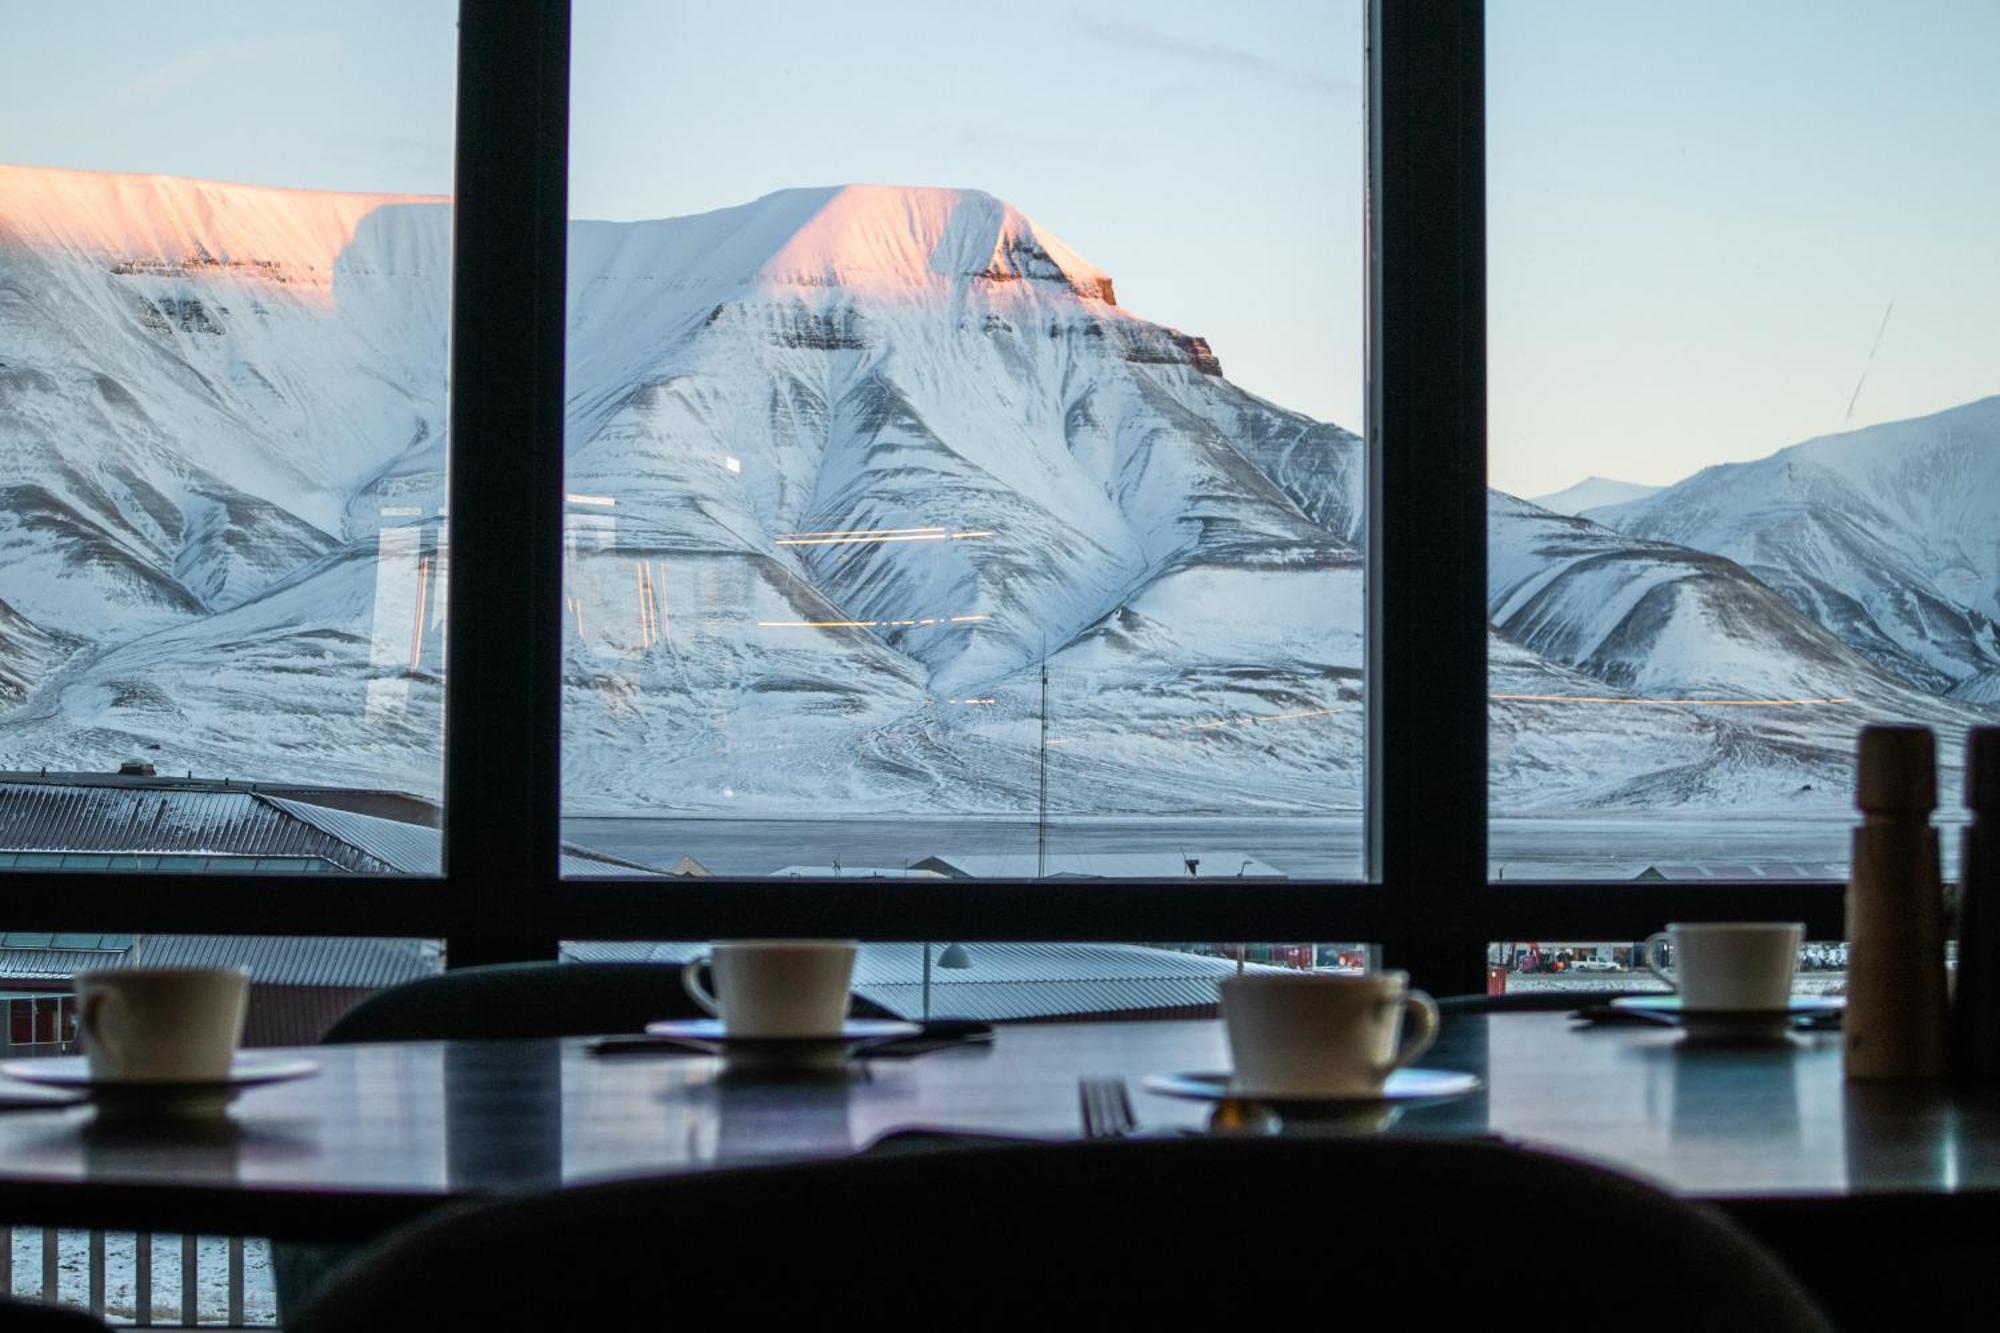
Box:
0;2;457;870
0;2;1882;989
559;0;1368;883
1487;0;1998;879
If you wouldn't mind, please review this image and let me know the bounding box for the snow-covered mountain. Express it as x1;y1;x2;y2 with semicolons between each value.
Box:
0;165;450;790
0;170;1365;809
558;185;1364;812
1583;398;2000;695
1528;475;1661;516
0;164;1990;817
1488;494;1989;807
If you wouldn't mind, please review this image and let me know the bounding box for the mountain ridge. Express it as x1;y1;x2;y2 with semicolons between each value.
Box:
0;164;1992;815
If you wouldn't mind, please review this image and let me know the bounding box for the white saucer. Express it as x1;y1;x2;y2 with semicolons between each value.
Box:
645;1018;921;1070
0;1054;319;1120
1142;1068;1482;1107
645;1019;921;1043
1608;995;1842;1041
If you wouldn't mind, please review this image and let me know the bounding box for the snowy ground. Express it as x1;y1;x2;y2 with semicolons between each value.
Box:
7;1230;273;1326
562;810;1967;881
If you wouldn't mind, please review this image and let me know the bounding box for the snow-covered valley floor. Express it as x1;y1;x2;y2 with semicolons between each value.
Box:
562;810;1966;883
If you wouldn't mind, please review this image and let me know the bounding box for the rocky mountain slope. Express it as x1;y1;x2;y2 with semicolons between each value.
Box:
0;165;1990;815
1583;397;2000;695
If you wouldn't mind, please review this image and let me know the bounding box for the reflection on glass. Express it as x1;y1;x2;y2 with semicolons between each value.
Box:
1485;940;1847;997
562;940;1366;1023
0;4;457;871
560;1;1365;880
1487;1;2000;877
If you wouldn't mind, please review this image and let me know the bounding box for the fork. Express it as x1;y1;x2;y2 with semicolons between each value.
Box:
1077;1075;1139;1138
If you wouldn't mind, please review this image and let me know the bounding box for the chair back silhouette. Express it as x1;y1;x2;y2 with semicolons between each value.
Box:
282;959;891;1313
321;959;890;1044
289;1136;1831;1331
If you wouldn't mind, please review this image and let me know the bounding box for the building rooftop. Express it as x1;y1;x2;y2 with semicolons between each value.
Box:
564;940;1294;1022
0;934;441;989
0;773;668;878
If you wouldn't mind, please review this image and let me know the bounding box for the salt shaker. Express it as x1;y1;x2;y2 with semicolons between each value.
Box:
1950;728;2000;1079
1845;724;1947;1080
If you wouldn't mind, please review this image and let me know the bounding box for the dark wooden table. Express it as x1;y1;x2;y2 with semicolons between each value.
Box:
5;1014;2000;1242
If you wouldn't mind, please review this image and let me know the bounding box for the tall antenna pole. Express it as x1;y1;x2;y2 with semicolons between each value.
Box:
1037;634;1049;879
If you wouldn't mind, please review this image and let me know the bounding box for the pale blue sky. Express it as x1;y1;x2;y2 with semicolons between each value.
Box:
3;2;1994;499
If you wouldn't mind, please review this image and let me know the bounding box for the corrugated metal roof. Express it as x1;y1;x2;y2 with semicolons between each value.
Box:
559;941;1291;1022
559;845;670;877
0;783;396;873
259;796;440;874
769;866;949;879
0;772;439;826
561;941;659;964
133;935;442;988
4;776;667;879
857;978;1226;1022
0;936;442;990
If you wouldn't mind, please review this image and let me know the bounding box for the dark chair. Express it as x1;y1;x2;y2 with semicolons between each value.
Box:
288;1136;1831;1331
0;1296;112;1330
279;960;895;1313
1439;989;1652;1014
320;959;892;1044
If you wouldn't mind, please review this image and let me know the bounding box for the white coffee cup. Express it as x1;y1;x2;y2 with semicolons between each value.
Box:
681;940;857;1038
1643;922;1803;1011
77;967;250;1082
1220;971;1440;1099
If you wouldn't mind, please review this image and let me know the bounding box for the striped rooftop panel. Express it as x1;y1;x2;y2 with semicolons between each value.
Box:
0;783;398;873
560;941;1298;1022
261;796;440;874
0;936;441;990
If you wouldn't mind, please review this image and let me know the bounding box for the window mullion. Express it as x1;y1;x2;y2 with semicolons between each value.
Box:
1366;0;1489;992
442;0;572;966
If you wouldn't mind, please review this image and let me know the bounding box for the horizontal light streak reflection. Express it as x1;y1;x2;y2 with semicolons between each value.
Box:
1490;693;1854;707
774;526;995;547
757;613;991;630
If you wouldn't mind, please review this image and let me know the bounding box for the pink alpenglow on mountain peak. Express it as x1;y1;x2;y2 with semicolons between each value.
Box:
676;184;1119;304
0;163;446;300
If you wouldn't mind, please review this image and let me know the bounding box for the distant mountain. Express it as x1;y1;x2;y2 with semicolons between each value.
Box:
0;165;450;791
0;171;1365;810
1584;398;2000;695
558;184;1364;812
1528;475;1662;516
1489;493;1989;807
0;165;1989;816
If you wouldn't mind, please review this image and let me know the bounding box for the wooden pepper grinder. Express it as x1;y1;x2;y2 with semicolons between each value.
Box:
1845;724;1946;1080
1950;727;2000;1079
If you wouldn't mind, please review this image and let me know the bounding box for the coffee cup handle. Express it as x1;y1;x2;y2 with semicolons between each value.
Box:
78;990;122;1063
1643;932;1676;990
680;958;721;1018
1382;989;1440;1076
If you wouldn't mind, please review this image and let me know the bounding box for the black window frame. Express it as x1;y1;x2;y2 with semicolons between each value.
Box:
0;0;1846;995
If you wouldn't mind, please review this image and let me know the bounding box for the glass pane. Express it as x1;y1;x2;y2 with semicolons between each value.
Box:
559;1;1366;881
1487;1;1998;877
561;940;1375;1022
1486;939;1846;999
0;3;457;875
0;931;440;1325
